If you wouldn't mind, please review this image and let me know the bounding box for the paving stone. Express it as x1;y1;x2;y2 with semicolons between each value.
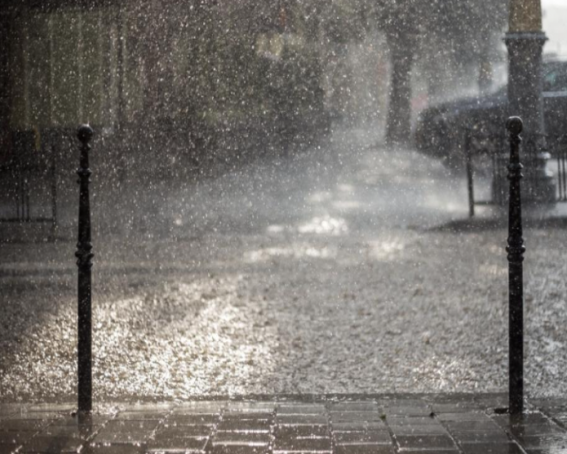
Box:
389;424;447;435
474;394;508;406
386;406;431;417
92;431;150;444
154;426;213;438
549;414;567;430
115;412;167;421
426;393;477;402
330;412;383;423
512;433;567;449
225;402;276;413
275;425;330;438
19;436;84;453
399;451;459;454
210;446;268;454
120;404;172;413
275;415;328;426
216;419;271;432
508;424;565;437
82;444;144;454
146;436;209;452
0;405;25;415
452;431;511;443
532;398;567;409
436;412;491;422
385;400;427;407
474;394;508;405
0;413;63;421
172;403;225;415
369;400;393;408
212;432;272;446
2;418;54;431
491;414;553;429
222;412;272;421
443;420;502;432
277;405;326;415
51;415;112;427
0;432;31;444
459;442;525;454
273;437;332;452
333;422;386;432
334;430;392;445
395;434;457;450
0;444;19;454
37;424;101;440
431;403;481;414
28;405;75;413
101;421;160;431
3;397;567;454
524;450;563;454
334;446;395;454
166;415;220;426
330;403;379;413
386;416;436;426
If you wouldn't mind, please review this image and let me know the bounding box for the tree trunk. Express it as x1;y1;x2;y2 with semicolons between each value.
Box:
386;37;414;147
478;40;494;96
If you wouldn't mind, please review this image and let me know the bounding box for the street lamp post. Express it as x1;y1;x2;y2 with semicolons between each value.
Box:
504;0;555;205
503;0;545;416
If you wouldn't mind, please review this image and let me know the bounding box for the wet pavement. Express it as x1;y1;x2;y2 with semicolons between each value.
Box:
1;395;567;454
1;127;567;399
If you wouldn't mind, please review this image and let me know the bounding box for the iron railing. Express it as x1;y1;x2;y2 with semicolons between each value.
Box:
464;130;567;216
0;130;58;238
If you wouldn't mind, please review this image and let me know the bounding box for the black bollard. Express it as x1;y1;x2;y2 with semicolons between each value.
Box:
506;117;525;415
76;125;94;413
464;129;475;218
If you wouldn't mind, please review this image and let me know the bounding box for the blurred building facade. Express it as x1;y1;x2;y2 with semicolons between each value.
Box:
0;0;331;172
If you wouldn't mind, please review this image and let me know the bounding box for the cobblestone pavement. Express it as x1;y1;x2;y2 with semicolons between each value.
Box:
1;395;567;454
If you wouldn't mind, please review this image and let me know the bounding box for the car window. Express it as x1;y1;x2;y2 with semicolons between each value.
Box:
543;67;567;92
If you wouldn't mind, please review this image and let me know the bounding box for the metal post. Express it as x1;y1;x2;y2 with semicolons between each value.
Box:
76;125;94;413
25;176;30;221
50;144;57;241
506;117;525;415
465;130;475;218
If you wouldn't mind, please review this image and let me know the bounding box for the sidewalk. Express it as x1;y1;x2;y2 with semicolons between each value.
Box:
1;395;566;454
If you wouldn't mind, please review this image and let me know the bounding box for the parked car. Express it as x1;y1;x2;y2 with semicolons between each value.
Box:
414;60;567;167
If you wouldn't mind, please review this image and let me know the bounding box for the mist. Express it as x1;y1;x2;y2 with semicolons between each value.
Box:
1;0;566;404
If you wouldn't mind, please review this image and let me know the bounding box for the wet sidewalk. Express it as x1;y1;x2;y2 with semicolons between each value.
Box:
1;395;566;454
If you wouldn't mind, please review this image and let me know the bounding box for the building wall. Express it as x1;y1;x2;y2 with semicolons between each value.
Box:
1;3;212;132
0;1;327;143
0;10;11;155
6;6;122;130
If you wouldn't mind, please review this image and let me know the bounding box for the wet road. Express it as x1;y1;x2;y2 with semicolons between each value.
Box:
1;128;566;402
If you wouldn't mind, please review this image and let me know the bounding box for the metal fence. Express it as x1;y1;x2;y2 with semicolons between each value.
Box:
0;130;58;238
465;130;567;216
